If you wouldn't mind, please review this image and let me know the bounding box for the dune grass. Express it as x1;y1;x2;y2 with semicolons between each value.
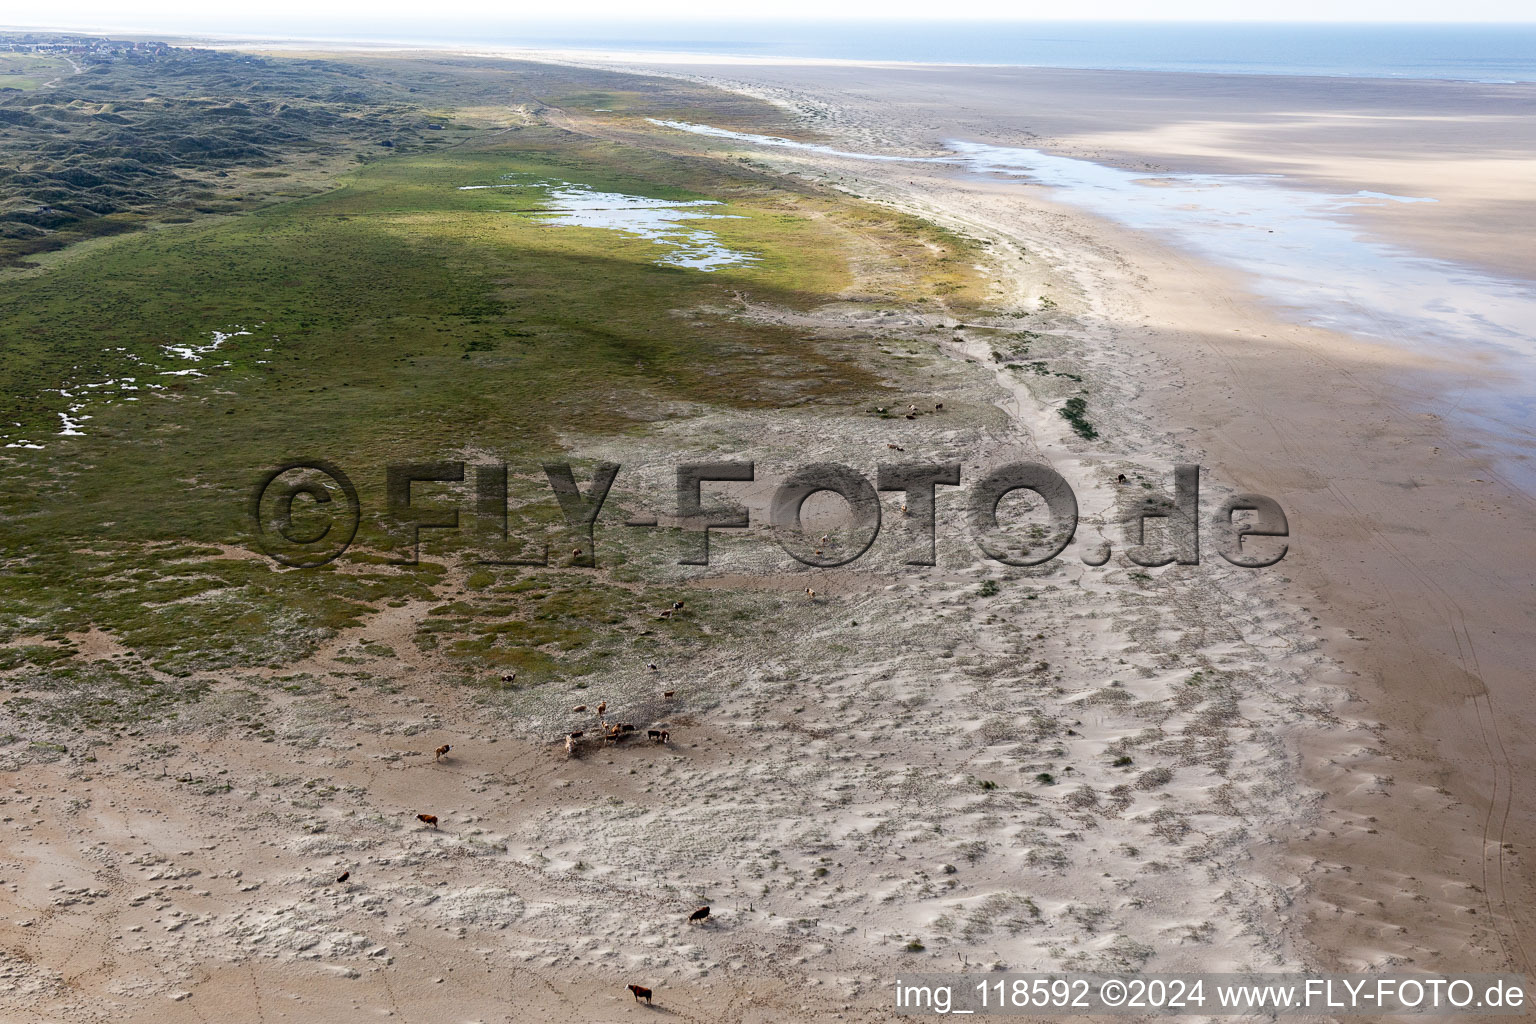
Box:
0;51;985;692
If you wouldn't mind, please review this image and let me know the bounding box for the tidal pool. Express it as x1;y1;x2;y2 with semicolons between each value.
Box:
459;176;757;272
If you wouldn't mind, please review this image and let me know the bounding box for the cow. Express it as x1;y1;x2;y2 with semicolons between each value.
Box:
662;690;675;699
572;704;588;713
596;701;607;718
336;870;350;883
564;734;577;758
648;729;669;744
417;813;438;829
619;723;637;733
688;905;710;925
500;672;517;684
672;600;685;611
434;744;450;761
627;984;653;1004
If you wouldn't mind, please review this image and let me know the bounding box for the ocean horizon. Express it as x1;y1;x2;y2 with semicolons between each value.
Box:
9;19;1536;83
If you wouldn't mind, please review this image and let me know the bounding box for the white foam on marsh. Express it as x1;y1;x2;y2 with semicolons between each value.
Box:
2;328;259;448
57;402;87;436
164;328;251;361
459;175;757;272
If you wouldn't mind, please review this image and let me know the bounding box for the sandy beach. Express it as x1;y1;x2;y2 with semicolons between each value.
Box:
1;45;1533;1021
593;59;1536;977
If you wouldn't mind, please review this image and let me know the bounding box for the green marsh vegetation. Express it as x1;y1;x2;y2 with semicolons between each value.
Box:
0;41;989;732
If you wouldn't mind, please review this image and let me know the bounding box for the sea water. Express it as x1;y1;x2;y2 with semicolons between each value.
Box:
45;18;1536;84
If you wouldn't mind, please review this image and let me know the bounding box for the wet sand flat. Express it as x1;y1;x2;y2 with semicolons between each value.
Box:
614;62;1536;281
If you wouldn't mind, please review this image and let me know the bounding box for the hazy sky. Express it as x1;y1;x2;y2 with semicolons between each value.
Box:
7;1;1536;31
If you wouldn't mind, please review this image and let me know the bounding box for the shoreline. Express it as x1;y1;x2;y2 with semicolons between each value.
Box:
9;21;1536;84
9;24;1536;85
600;61;1536;280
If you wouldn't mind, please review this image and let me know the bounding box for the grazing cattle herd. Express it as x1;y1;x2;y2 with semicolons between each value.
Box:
401;663;698;1007
556;685;679;759
391;639;711;1008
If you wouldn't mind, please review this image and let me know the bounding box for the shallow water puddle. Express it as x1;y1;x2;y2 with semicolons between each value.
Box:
458;176;757;272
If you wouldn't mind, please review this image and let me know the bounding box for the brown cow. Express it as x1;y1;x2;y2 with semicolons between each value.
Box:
648;729;669;744
434;744;450;761
662;690;675;699
417;814;438;829
627;984;652;1004
688;905;710;925
571;704;588;713
596;701;607;718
